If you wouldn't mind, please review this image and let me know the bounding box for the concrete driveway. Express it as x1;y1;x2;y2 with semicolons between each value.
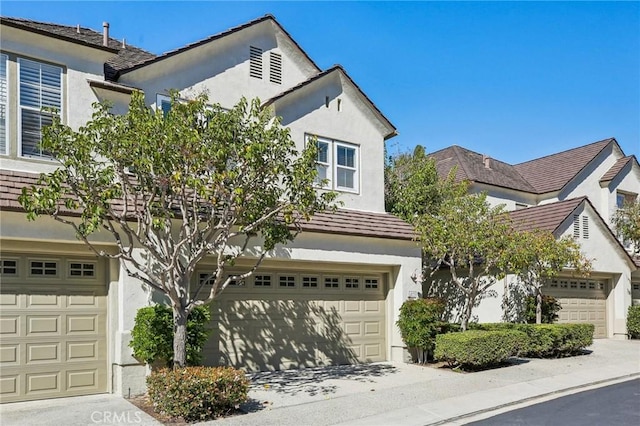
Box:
1;339;638;426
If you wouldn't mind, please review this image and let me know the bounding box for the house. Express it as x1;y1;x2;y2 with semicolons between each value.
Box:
0;15;422;403
429;140;640;338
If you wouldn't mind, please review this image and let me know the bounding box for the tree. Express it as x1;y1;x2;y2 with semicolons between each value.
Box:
612;199;640;254
511;230;592;324
416;192;515;331
19;91;336;368
384;145;457;220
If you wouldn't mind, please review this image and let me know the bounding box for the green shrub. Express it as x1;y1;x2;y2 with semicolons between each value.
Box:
434;330;527;368
469;323;594;357
130;304;211;367
628;305;640;339
396;298;446;363
147;366;249;421
525;295;562;324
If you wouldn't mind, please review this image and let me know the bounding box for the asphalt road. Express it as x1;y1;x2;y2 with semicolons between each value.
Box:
466;378;640;426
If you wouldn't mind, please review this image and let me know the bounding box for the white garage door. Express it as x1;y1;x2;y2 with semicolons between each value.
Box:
545;278;607;338
0;254;107;403
200;269;386;371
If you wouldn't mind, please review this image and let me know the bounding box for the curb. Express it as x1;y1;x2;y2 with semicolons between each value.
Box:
426;373;640;425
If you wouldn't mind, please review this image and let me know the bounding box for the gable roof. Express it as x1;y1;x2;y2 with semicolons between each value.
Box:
513;138;616;194
509;197;585;234
509;197;636;268
117;14;321;78
0;170;415;241
429;145;536;192
263;65;397;140
599;155;638;184
0;16;156;81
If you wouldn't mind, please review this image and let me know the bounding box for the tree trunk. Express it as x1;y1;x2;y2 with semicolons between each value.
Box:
173;308;188;368
536;289;543;325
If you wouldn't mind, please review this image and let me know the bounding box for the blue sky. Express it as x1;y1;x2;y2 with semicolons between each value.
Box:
2;1;638;163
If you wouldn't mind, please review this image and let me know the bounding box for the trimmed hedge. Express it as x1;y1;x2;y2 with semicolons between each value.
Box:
130;304;211;367
469;323;594;357
396;298;446;363
434;330;527;368
628;305;640;339
147;366;249;421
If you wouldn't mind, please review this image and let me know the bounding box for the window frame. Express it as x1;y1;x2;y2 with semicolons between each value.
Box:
308;134;360;193
0;53;8;156
17;57;63;161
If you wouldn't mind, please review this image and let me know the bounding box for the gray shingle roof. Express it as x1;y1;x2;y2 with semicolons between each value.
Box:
1;16;156;81
430;145;537;193
513;138;615;194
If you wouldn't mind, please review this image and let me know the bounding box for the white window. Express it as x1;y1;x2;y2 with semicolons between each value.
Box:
0;54;7;155
18;58;62;159
156;94;171;116
309;135;359;192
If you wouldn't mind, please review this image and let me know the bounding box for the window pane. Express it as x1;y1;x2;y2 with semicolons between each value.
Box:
337;145;355;168
337;167;354;188
317;141;329;163
316;164;328;184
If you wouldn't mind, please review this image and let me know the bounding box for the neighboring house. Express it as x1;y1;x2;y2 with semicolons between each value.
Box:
0;15;422;403
429;140;640;338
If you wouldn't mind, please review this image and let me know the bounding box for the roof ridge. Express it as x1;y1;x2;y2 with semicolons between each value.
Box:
514;138;615;166
451;146;472;181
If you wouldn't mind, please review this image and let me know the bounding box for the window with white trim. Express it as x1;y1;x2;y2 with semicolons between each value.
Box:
0;54;7;155
1;259;18;276
18;58;62;159
156;94;172;116
309;135;359;192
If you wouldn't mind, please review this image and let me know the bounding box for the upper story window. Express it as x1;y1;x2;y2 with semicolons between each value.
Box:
616;191;636;209
309;134;359;193
0;54;7;155
18;58;62;160
156;94;172;116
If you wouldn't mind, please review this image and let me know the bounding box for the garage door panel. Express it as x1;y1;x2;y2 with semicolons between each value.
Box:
206;270;387;370
0;254;107;403
545;278;607;339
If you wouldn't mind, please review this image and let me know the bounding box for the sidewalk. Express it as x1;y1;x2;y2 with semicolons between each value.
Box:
1;339;638;426
205;339;640;425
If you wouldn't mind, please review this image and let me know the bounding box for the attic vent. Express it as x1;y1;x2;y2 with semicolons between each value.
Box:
249;46;262;79
269;52;282;84
582;216;589;239
573;215;580;238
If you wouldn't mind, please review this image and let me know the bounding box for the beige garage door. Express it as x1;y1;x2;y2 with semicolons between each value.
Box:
199;269;386;371
0;254;107;403
545;278;607;338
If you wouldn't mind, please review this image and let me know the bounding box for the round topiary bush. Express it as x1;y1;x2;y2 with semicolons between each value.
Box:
627;305;640;339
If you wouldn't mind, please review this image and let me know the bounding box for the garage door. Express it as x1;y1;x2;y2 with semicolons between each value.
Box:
199;269;386;371
0;254;107;403
545;278;607;338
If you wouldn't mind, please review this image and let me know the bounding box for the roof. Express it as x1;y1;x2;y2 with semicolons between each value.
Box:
0;16;156;81
513;138;615;193
509;197;586;234
429;145;536;192
509;197;637;268
263;65;397;139
117;14;321;78
599;155;637;184
0;170;415;241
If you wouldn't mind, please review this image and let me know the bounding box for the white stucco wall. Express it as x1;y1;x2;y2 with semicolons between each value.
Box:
0;25;108;174
119;21;317;110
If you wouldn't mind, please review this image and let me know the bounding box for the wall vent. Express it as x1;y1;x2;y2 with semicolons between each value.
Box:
249;46;262;79
573;215;580;238
582;216;589;239
269;52;282;84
